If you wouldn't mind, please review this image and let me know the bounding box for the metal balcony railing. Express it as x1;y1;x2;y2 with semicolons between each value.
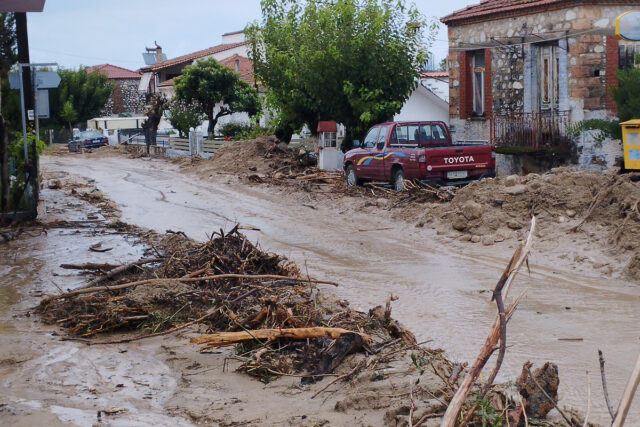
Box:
491;110;571;153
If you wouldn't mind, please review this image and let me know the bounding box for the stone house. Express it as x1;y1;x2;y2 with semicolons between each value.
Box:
441;0;640;173
86;64;146;117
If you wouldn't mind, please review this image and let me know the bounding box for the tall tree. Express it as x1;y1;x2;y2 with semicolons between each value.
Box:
49;67;112;129
173;57;260;136
0;12;17;216
247;0;436;142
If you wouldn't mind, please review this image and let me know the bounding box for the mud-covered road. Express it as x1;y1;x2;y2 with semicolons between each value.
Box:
39;154;640;424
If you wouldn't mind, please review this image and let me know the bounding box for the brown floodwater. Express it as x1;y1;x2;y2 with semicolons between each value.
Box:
41;155;640;424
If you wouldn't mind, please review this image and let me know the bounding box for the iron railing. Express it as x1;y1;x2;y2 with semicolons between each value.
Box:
491;110;571;152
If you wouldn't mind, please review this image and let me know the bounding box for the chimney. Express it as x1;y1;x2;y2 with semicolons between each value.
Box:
154;41;163;64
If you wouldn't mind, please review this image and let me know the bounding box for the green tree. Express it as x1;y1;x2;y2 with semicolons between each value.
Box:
59;99;78;133
247;0;436;142
49;67;112;129
173;57;260;136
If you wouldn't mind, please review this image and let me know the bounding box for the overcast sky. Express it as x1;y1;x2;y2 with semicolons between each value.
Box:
26;0;474;70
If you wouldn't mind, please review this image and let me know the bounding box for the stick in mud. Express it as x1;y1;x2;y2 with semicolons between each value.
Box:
441;217;536;427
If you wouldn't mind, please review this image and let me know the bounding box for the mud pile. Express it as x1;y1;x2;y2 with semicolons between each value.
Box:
419;168;640;275
183;136;316;177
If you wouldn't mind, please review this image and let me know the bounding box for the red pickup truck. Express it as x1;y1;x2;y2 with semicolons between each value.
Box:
343;121;495;189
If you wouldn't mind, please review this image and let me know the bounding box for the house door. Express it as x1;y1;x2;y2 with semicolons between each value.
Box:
537;44;559;112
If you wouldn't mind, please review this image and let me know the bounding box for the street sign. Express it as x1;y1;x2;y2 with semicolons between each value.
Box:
616;11;640;41
8;72;19;89
27;109;34;121
37;89;49;118
34;71;60;89
8;70;60;89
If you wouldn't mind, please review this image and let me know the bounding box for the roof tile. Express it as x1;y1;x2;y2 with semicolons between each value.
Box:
87;64;141;79
442;0;567;25
143;42;247;71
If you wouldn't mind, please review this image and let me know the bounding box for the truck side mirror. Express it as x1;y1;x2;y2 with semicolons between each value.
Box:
377;141;384;150
352;139;361;148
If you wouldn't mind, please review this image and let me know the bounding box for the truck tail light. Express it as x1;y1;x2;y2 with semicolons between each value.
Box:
418;155;426;170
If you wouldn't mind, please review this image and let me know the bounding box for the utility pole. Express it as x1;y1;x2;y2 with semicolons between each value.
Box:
15;11;38;217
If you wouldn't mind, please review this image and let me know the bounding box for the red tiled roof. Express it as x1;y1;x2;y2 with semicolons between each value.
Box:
156;55;254;87
442;0;570;25
142;42;247;72
158;78;174;88
317;121;337;133
420;71;449;78
218;54;254;84
86;64;141;79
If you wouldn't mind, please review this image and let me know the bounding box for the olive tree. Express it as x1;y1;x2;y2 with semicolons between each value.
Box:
173;58;260;136
247;0;437;142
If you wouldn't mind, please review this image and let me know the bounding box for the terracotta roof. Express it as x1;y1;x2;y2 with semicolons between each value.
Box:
86;64;141;79
317;121;337;133
442;0;569;25
157;78;174;88
218;55;254;84
157;55;254;87
142;42;247;72
420;71;449;78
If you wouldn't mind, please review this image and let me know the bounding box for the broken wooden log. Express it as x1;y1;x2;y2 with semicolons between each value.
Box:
190;327;365;350
77;257;164;290
369;295;416;346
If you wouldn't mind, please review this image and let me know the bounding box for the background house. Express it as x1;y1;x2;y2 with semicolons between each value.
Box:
86;64;146;117
441;0;640;173
139;31;259;133
394;71;450;123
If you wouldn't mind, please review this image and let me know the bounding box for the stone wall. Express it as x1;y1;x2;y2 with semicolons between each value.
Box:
445;4;640;170
100;79;147;117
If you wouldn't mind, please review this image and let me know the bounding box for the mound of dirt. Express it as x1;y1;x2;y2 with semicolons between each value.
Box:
419;168;640;267
181;136;316;178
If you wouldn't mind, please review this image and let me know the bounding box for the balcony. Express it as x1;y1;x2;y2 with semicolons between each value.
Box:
491;111;572;155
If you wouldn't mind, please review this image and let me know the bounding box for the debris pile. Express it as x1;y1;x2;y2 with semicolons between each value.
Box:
180;136;316;177
36;227;415;383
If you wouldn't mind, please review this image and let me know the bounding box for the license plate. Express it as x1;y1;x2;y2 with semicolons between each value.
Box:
447;170;468;179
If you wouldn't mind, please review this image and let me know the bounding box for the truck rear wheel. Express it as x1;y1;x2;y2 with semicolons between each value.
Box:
345;164;361;187
392;168;405;191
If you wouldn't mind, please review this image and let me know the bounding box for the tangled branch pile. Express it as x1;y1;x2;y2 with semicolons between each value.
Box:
36;227;414;382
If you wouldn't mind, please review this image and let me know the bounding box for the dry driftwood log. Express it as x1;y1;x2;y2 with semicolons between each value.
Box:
191;327;362;349
441;217;535;427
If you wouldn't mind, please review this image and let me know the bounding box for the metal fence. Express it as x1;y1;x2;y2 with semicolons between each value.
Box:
491;110;571;152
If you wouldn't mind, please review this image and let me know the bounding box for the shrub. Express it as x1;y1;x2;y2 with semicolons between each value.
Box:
218;122;271;140
166;99;206;137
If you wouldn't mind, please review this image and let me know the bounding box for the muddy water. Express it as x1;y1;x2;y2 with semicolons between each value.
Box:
43;155;640;424
0;188;189;425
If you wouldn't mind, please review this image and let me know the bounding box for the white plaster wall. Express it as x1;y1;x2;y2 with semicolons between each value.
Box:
394;88;449;123
420;77;449;102
221;32;246;45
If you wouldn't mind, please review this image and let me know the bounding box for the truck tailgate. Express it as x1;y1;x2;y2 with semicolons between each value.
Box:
426;145;493;172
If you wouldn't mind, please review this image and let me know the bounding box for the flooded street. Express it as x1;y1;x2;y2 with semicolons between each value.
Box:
39;154;640;425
